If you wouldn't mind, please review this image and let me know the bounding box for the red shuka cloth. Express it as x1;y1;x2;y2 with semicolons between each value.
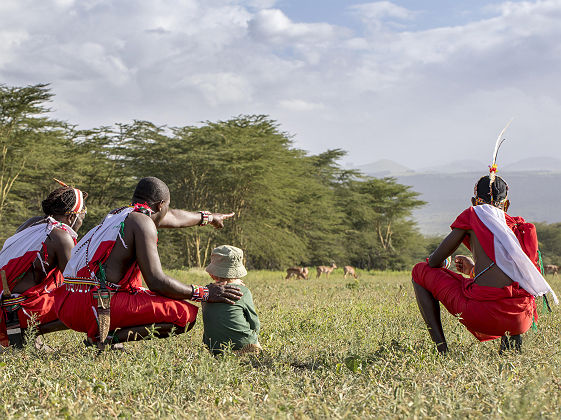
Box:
411;207;539;342
451;207;540;271
54;263;198;340
54;214;198;341
0;268;63;347
0;220;75;347
412;262;536;341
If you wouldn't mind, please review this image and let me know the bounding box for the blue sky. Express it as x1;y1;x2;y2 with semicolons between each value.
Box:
281;1;519;30
1;0;559;170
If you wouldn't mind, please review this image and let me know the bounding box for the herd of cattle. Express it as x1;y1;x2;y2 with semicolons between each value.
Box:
285;264;560;280
285;264;357;280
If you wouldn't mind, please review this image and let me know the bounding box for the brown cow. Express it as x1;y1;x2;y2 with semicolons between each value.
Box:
286;266;309;280
316;263;337;279
343;266;358;279
544;264;559;276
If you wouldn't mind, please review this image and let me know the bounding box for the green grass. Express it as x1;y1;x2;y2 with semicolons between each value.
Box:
2;269;561;419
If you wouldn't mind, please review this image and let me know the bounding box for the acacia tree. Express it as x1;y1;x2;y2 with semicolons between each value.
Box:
337;177;426;269
0;82;433;270
0;84;70;225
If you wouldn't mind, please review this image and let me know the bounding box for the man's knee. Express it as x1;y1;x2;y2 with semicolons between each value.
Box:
412;261;429;286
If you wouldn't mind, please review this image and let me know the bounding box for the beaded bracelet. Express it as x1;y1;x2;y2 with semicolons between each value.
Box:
199;211;211;226
191;285;209;302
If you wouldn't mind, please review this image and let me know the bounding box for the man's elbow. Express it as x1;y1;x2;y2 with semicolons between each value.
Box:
427;256;441;269
144;276;167;295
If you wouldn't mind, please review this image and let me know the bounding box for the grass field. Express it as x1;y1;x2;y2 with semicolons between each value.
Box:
2;269;561;419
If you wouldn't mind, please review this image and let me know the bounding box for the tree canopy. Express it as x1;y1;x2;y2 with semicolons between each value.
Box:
0;83;431;270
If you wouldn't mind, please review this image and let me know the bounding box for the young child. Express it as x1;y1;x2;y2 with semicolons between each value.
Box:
202;245;261;355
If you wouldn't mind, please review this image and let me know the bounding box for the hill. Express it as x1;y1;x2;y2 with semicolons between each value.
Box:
355;159;414;177
396;171;561;235
503;157;561;173
353;158;561;235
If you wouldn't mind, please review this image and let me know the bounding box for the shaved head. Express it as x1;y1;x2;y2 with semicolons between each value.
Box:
132;177;170;204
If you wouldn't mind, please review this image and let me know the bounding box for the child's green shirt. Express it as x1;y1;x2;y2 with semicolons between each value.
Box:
202;284;260;354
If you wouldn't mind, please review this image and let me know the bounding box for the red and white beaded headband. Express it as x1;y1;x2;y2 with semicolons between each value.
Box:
53;178;86;214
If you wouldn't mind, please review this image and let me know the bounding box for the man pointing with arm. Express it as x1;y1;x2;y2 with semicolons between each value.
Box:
55;177;241;349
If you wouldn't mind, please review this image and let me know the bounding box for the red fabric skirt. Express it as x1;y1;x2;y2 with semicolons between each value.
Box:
0;270;63;347
54;286;198;341
412;262;537;341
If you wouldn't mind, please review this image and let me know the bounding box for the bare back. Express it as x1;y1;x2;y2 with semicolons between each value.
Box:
429;227;513;289
102;211;196;300
467;229;513;288
103;211;153;285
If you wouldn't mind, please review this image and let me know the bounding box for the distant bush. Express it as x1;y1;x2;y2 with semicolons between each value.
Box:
535;222;561;266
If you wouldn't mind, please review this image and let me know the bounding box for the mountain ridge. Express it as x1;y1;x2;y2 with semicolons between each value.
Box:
350;157;561;235
355;156;561;177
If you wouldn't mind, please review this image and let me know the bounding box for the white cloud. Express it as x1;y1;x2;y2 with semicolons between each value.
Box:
187;72;253;106
248;9;342;44
0;30;29;67
0;0;560;169
351;1;415;21
278;99;325;111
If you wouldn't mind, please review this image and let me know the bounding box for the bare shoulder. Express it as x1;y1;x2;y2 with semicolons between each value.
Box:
125;212;157;235
48;227;76;248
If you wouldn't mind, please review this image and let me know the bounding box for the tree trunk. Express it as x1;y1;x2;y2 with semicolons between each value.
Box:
194;234;201;268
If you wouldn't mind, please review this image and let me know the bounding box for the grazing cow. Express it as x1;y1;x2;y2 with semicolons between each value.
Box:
286;266;309;280
316;263;337;279
343;266;358;279
544;264;559;276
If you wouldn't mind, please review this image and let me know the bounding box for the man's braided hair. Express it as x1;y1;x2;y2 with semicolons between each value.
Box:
42;187;88;216
474;175;508;207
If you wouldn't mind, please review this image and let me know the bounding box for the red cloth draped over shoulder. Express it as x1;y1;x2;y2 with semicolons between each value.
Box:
54;208;197;341
411;207;539;342
450;207;540;271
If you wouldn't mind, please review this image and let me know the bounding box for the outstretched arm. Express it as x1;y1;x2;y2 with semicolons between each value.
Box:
133;216;242;303
158;209;235;229
428;228;467;268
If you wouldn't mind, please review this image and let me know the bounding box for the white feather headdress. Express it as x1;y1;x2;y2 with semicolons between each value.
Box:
489;119;513;197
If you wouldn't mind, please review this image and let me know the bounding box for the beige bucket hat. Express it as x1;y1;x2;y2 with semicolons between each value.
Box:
205;245;247;279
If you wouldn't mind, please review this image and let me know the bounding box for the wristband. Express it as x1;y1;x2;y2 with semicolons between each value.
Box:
198;211;211;226
191;285;209;302
425;256;451;269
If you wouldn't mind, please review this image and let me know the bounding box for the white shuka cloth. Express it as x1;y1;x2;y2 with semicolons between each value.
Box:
474;204;558;304
63;207;134;279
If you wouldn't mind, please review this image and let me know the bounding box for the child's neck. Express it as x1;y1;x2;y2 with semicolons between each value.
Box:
217;278;243;285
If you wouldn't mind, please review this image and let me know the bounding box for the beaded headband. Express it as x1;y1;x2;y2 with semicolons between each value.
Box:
53;178;87;214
